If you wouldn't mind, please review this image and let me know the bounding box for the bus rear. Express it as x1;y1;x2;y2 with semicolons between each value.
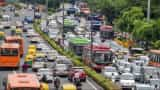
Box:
0;43;20;67
5;36;24;56
7;73;41;90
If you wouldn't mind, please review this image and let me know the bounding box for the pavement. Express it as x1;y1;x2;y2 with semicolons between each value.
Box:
0;3;104;90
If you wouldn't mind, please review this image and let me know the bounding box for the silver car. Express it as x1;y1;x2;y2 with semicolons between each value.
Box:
54;64;69;76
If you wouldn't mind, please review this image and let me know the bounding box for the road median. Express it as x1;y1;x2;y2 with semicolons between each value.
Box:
34;22;121;90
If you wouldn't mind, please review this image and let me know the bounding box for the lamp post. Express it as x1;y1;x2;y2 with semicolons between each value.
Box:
147;0;151;22
62;0;65;47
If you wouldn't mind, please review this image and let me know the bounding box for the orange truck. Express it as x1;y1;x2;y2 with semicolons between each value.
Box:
0;43;20;67
7;73;47;90
5;36;24;56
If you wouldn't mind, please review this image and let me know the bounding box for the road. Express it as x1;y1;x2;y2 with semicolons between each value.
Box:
0;3;103;90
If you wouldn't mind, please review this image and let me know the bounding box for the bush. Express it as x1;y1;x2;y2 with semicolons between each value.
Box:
34;23;120;90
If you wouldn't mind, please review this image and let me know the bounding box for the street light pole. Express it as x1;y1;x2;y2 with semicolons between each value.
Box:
147;0;151;22
62;0;65;46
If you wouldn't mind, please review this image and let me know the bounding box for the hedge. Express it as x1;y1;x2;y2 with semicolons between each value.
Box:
33;23;121;90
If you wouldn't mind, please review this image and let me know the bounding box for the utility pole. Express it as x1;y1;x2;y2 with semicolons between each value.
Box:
147;0;151;22
62;0;65;46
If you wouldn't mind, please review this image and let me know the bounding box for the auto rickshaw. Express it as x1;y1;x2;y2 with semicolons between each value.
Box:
0;31;5;40
28;49;36;58
41;83;49;90
15;28;22;36
25;54;34;67
35;52;46;58
28;45;36;50
62;83;77;90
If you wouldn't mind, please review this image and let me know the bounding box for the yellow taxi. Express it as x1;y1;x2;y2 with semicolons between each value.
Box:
0;31;5;39
25;54;34;66
35;52;46;58
61;83;77;90
15;28;22;36
28;45;36;50
41;83;49;90
28;49;36;57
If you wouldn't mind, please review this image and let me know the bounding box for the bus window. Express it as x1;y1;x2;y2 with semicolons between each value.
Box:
11;88;40;90
0;48;18;56
11;49;18;56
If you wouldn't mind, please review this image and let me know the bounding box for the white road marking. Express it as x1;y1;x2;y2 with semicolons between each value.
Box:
87;79;98;90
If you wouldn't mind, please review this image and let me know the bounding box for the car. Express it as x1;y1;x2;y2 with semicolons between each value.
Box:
141;66;159;83
116;60;131;74
37;68;53;83
32;61;45;72
135;84;154;90
149;79;160;89
15;21;23;28
67;7;77;15
48;31;58;39
68;67;87;82
26;31;40;37
23;25;32;32
56;56;73;67
1;21;11;29
102;66;119;82
46;54;57;62
131;64;142;81
119;73;135;89
54;64;69;76
24;16;34;23
30;37;43;44
34;12;41;19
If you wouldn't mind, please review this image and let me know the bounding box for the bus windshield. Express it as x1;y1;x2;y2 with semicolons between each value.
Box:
93;52;112;64
0;48;18;56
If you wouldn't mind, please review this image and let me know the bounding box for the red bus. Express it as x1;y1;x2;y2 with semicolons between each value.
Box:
82;44;113;72
0;0;5;6
149;50;160;67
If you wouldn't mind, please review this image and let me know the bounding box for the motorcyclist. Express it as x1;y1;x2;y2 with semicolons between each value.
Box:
73;72;81;86
54;76;60;90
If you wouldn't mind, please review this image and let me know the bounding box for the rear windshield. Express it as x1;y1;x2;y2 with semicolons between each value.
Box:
0;48;18;56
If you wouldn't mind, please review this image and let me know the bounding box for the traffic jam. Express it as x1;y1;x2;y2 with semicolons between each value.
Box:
0;0;160;90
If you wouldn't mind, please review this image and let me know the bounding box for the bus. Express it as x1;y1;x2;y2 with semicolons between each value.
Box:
0;0;5;6
149;50;160;67
7;73;47;90
69;37;90;56
0;43;20;67
100;25;114;40
5;36;24;56
82;44;113;72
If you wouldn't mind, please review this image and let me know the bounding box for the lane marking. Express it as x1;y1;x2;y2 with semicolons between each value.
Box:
87;79;98;90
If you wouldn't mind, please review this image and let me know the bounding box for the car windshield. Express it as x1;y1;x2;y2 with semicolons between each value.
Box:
56;64;67;70
104;67;116;72
39;69;51;74
120;74;134;80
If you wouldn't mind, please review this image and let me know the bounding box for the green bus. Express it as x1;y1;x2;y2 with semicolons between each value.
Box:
69;37;90;56
64;19;76;32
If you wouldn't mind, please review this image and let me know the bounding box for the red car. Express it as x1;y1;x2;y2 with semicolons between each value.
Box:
68;67;86;82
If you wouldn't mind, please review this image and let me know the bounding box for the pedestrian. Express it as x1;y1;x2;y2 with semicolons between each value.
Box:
2;78;6;90
54;76;60;90
41;74;47;83
22;63;29;72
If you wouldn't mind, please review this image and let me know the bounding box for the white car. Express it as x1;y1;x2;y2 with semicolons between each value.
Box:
37;68;53;83
102;66;119;82
116;60;131;73
54;64;69;76
119;73;135;88
48;31;58;39
32;62;45;72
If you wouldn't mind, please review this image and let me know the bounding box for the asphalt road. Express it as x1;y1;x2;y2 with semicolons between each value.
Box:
0;4;104;90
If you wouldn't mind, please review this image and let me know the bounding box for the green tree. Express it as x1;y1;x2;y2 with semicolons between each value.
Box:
85;0;130;24
114;7;144;33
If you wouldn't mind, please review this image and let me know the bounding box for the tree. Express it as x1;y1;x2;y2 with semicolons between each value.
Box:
114;7;144;33
85;0;130;24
